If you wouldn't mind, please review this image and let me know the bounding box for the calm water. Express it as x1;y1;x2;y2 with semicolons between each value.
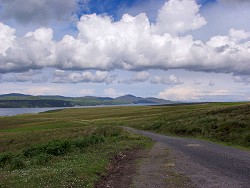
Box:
0;108;64;116
0;104;153;117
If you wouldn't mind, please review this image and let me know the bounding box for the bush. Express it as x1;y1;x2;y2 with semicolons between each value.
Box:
0;152;13;167
23;140;71;157
33;153;51;165
93;126;122;137
10;156;25;169
1;126;123;169
73;135;104;148
243;134;250;147
45;140;71;156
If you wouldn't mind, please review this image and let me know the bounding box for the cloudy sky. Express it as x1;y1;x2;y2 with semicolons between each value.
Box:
0;0;250;101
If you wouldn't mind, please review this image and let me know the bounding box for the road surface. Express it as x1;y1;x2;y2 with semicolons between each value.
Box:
125;127;250;188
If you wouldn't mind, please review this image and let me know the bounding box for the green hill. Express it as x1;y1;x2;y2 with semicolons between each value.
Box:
0;93;173;108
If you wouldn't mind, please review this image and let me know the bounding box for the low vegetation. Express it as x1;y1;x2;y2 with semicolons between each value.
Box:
0;102;249;187
0;124;151;187
138;103;250;147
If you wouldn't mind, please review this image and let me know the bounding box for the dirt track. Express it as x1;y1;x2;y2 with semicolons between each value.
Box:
126;127;250;188
96;127;250;187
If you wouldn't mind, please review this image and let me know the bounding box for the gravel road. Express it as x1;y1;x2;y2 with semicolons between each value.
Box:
125;127;250;188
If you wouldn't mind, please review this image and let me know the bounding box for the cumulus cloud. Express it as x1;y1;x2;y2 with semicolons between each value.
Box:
119;71;149;84
152;0;206;35
1;70;47;83
0;23;16;55
229;29;250;42
0;0;249;76
133;71;150;81
52;70;115;84
158;86;200;101
0;0;77;24
151;74;183;85
158;86;231;101
0;27;56;73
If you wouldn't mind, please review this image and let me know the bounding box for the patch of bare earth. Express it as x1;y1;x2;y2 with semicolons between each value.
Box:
95;149;143;188
95;143;193;188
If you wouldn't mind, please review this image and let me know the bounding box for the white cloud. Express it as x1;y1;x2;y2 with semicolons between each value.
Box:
0;23;16;55
158;86;200;101
151;74;182;85
14;71;46;83
169;75;182;84
158;85;231;101
0;0;249;77
152;0;206;35
119;71;150;84
0;27;56;73
52;70;115;84
134;71;150;81
104;88;124;98
229;28;250;42
1;70;47;83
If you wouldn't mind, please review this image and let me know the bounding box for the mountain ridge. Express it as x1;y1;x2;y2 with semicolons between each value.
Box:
0;93;173;108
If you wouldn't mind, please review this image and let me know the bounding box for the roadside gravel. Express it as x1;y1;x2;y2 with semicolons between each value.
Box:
132;142;193;188
125;127;250;188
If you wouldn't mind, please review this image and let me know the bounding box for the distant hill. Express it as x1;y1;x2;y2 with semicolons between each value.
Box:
0;93;173;108
114;95;171;104
0;93;32;97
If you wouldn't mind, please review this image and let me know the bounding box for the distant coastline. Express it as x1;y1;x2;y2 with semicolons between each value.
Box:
0;103;156;116
0;93;173;108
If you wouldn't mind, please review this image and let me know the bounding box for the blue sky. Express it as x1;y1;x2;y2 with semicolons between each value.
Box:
0;0;250;102
78;0;216;17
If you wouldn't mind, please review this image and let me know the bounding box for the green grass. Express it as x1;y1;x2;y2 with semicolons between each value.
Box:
0;125;151;187
0;102;249;187
1;135;150;187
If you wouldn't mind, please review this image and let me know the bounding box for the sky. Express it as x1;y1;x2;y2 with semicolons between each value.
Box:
0;0;250;102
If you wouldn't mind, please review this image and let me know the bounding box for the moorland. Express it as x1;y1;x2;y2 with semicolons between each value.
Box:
0;102;249;187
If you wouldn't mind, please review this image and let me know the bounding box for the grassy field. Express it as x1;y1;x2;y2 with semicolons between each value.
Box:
0;113;152;187
0;102;250;187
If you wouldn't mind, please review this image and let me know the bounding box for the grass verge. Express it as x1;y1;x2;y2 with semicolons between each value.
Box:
0;125;151;187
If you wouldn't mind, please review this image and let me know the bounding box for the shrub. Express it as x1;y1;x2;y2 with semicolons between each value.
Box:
44;140;71;156
23;140;71;157
10;156;25;169
0;152;13;167
1;126;123;169
73;135;104;148
93;126;122;137
243;134;250;147
33;153;51;165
